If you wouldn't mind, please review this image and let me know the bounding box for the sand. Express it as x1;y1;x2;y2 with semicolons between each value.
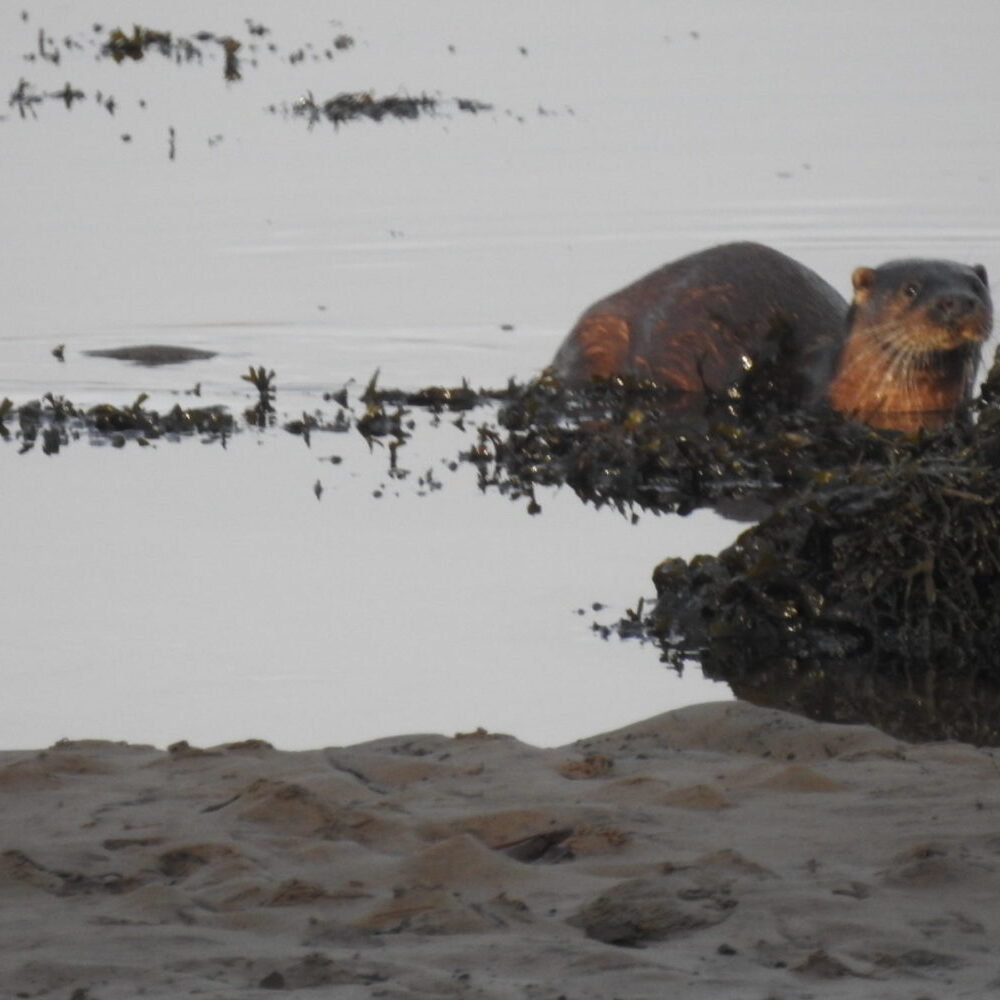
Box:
4;700;1000;999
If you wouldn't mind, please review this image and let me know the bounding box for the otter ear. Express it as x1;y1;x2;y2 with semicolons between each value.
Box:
974;264;989;287
851;267;875;300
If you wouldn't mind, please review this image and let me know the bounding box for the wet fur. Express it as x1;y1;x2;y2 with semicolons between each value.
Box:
551;242;848;409
552;244;992;432
829;262;990;430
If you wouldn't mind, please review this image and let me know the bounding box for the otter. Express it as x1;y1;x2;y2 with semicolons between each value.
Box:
828;259;990;430
550;242;991;431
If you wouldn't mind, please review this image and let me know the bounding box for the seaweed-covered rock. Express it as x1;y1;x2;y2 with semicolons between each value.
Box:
646;458;1000;744
469;371;969;517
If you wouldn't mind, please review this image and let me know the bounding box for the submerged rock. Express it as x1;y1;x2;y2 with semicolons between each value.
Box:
84;345;217;366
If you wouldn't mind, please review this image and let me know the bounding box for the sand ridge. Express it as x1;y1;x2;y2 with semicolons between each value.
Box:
3;701;1000;998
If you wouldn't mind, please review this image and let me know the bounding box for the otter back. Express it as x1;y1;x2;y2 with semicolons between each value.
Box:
551;242;848;409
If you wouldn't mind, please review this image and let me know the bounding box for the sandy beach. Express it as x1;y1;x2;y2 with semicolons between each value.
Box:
5;699;1000;999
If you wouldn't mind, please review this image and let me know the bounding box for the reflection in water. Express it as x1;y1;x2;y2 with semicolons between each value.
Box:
725;659;1000;748
0;414;738;750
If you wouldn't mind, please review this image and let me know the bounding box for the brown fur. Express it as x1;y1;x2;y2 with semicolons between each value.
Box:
828;261;991;431
551;244;992;431
551;243;848;409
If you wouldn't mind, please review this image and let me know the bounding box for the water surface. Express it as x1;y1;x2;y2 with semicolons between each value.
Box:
3;1;998;748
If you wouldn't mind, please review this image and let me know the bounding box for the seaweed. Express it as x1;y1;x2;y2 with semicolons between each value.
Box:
220;36;241;82
631;454;1000;745
8;78;44;119
3;391;235;453
242;365;277;428
105;26;175;62
0;356;506;458
7;17;509;145
287;90;492;128
463;369;928;518
291;90;435;127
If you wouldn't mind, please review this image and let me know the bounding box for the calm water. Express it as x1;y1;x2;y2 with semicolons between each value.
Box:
2;1;999;749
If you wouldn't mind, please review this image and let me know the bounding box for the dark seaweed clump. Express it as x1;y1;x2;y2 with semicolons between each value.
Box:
466;364;941;519
288;91;493;128
0;363;505;461
642;456;1000;743
2;393;234;455
8;19;497;139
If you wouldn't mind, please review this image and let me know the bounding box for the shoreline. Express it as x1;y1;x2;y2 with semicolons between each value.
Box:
4;699;999;998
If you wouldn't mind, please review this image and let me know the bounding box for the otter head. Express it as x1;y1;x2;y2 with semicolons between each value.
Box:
830;259;992;429
850;259;991;354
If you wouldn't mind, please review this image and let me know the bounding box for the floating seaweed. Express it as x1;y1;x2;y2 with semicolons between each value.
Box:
0;359;505;458
242;365;277;428
366;377;493;413
297;90;434;127
456;98;493;114
33;27;61;65
105;26;175;62
219;36;241;81
0;397;13;440
6;17;517;140
2;391;235;454
111;24;244;80
8;78;44;119
356;399;409;451
287;90;492;128
48;82;84;109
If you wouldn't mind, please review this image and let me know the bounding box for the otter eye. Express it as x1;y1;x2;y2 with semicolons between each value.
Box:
903;282;920;299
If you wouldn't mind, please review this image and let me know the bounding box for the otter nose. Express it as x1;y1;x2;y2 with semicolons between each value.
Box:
934;293;977;322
